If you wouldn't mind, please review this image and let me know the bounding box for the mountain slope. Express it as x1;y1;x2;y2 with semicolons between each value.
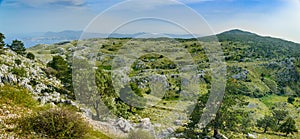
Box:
25;29;300;138
206;29;300;60
0;48;112;138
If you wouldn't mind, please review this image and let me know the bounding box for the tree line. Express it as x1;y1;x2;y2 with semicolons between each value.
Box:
0;32;34;60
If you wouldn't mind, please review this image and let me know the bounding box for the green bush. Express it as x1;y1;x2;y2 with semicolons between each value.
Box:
130;82;143;97
17;108;90;138
26;52;35;60
11;67;26;77
288;97;295;104
47;55;74;98
15;59;22;65
126;129;155;139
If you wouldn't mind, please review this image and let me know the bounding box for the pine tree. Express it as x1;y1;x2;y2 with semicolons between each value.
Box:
7;39;26;55
0;32;5;49
185;92;249;138
47;55;73;98
257;115;276;133
279;117;298;136
272;110;288;125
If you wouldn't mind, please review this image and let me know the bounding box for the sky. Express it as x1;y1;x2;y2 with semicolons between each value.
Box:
0;0;300;42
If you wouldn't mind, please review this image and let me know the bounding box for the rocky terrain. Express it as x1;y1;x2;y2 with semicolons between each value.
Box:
0;29;299;138
0;49;69;105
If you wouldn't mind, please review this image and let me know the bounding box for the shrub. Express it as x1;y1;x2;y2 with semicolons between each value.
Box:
14;59;22;65
288;97;295;104
11;67;26;77
17;108;89;138
26;52;35;60
43;67;58;77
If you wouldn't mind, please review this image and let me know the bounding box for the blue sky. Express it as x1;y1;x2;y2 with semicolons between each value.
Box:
0;0;300;42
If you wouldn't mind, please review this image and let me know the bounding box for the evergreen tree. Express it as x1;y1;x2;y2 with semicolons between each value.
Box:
94;66;117;119
185;92;249;138
7;39;26;55
0;32;5;49
47;56;69;74
208;95;248;138
272;109;288;125
257;115;276;133
47;55;73;98
279;117;298;136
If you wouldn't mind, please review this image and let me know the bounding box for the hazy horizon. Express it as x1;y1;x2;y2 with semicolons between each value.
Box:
1;0;300;43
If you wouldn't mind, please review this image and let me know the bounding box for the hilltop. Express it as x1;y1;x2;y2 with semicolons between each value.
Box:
201;29;300;61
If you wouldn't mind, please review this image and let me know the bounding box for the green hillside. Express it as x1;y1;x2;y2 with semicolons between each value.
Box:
1;30;300;138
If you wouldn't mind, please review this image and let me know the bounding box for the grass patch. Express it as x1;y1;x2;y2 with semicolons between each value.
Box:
83;130;112;139
0;85;37;108
260;95;288;108
125;129;155;139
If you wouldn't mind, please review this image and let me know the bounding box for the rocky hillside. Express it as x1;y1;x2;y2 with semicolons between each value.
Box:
26;29;300;138
0;47;114;138
0;29;295;138
0;49;72;105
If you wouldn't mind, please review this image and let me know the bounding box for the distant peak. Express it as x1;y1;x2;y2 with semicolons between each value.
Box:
220;29;256;36
228;29;247;32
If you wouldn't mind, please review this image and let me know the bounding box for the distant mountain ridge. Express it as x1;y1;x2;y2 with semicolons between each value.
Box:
6;31;197;48
6;29;300;48
216;29;297;44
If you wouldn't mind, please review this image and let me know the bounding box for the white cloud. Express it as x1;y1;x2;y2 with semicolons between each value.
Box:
106;0;215;11
179;0;214;4
3;0;86;7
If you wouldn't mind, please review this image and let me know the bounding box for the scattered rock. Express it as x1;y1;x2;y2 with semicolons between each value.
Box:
115;117;133;133
139;118;152;129
174;120;182;126
246;133;257;139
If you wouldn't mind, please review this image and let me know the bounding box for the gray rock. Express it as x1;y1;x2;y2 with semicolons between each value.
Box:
167;127;174;133
246;133;257;139
115;117;133;133
80;108;94;119
232;71;248;80
139;118;152;129
174;120;182;126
